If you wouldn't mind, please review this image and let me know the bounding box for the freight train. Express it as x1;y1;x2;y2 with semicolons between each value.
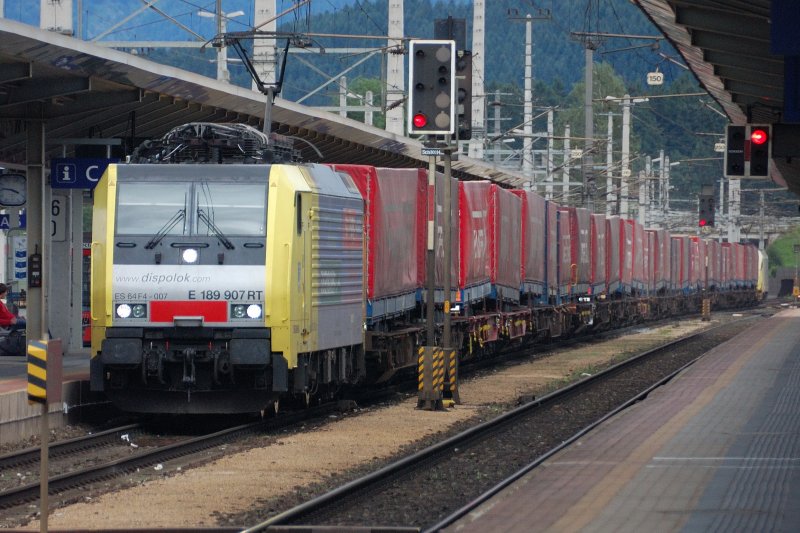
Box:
89;123;761;414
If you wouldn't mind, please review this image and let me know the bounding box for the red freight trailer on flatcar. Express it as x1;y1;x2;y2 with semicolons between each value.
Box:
707;240;721;289
690;237;706;290
671;236;691;292
606;216;622;294
514;190;547;300
566;207;592;296
557;209;573;298
591;214;607;295
329;165;426;321
628;220;645;292
545;200;560;300
619;219;634;293
433;172;459;301
459;181;522;303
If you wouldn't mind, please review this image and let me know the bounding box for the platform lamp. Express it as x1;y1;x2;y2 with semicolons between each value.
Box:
198;8;245;82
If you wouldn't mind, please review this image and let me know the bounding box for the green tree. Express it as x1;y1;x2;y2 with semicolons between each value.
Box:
330;77;386;129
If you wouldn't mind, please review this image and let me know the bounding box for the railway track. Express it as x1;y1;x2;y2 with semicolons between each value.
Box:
242;315;762;532
0;404;344;513
1;308;772;529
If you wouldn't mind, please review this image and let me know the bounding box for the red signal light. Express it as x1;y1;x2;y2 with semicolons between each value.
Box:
750;128;768;145
413;113;428;129
699;219;707;227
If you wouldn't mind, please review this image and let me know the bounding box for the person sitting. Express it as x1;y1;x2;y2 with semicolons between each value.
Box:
0;283;25;356
0;283;25;332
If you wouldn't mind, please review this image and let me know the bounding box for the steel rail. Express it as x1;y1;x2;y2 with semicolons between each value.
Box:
0;423;142;473
0;403;338;510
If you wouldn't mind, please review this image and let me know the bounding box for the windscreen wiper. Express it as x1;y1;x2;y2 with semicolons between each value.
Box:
197;208;235;250
145;209;186;249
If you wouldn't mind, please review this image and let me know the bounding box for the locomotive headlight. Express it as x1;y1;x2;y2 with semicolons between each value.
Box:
116;304;132;318
116;303;147;319
246;304;262;319
231;304;263;319
182;248;199;264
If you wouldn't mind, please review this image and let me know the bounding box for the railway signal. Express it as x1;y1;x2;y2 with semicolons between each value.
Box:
748;124;771;177
724;125;745;177
455;50;472;140
408;40;456;135
698;193;715;227
724;124;771;178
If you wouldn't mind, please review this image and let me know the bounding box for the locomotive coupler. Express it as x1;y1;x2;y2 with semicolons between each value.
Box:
211;347;232;385
142;345;166;385
182;347;197;386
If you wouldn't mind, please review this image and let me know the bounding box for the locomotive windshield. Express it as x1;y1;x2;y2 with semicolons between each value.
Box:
195;182;266;236
116;180;267;237
117;182;189;235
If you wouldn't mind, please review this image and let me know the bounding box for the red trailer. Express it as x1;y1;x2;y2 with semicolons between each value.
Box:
627;220;645;292
644;230;654;294
591;214;607;295
619;218;634;293
706;240;721;289
721;243;732;290
671;236;690;292
328;165;426;321
557;209;573;298
647;229;671;292
606;216;622;294
690;237;707;290
513;190;547;300
566;206;591;296
459;181;522;303
659;229;672;292
435;172;460;298
545;200;560;300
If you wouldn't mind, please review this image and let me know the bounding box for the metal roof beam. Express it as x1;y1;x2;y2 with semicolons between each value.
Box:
713;64;783;88
670;0;770;19
703;49;783;73
47;89;143;119
724;79;783;102
691;31;772;60
675;5;768;40
0;89;142;119
0;62;32;83
0;76;91;107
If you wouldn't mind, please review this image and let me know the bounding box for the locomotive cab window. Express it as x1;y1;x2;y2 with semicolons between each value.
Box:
116;182;189;235
116;180;267;237
195;182;267;236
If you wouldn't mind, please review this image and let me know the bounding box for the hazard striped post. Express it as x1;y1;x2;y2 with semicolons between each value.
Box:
443;347;460;405
27;340;48;404
26;339;62;533
417;346;444;410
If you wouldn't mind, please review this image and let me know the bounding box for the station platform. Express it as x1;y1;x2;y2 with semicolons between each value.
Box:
0;350;92;444
446;308;800;533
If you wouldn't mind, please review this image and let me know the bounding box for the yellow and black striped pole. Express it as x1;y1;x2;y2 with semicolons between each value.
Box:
26;338;62;533
417;345;444;410
443;347;460;406
27;340;48;405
